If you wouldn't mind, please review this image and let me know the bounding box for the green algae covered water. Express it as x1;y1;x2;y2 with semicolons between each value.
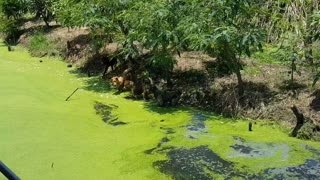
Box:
1;43;320;180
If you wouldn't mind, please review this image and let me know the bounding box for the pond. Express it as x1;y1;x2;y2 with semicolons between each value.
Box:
1;43;320;180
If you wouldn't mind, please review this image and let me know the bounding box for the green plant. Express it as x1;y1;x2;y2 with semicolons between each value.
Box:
180;0;264;95
0;0;25;43
28;32;57;57
0;14;19;43
29;0;56;27
0;0;27;19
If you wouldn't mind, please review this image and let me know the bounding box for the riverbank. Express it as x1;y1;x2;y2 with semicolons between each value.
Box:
1;43;320;179
12;21;320;134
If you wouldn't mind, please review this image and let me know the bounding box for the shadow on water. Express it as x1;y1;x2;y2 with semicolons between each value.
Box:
143;102;191;115
69;68;89;78
153;144;320;179
82;77;112;93
263;145;320;180
153;146;256;180
94;102;127;126
68;69;113;93
229;136;290;160
149;109;320;179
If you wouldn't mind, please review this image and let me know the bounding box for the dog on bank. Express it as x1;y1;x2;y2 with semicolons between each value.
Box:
110;76;155;100
111;76;134;92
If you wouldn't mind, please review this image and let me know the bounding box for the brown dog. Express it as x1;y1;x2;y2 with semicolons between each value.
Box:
111;76;133;92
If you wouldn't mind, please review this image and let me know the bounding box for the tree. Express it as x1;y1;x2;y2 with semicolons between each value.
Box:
0;14;19;43
258;0;320;64
54;0;131;52
29;0;56;27
0;0;25;43
180;0;264;95
120;0;186;78
53;0;86;30
0;0;27;20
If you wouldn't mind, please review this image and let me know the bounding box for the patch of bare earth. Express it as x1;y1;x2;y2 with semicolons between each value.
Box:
18;20;93;63
173;52;320;127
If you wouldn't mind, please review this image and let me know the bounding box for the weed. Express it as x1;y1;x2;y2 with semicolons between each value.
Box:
28;32;59;57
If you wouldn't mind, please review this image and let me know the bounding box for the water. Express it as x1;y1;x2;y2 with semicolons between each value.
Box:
1;43;320;179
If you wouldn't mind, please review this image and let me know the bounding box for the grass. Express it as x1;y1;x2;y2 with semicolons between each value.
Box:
27;32;60;57
252;45;288;65
243;65;261;76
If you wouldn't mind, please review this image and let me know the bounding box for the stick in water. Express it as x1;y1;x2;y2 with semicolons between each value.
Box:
65;88;79;101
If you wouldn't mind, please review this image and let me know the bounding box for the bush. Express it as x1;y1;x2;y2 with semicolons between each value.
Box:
253;45;288;64
28;32;59;57
0;0;27;19
145;52;177;78
0;15;20;43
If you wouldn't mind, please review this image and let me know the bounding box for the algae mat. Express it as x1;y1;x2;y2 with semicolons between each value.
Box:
0;44;173;180
1;43;320;180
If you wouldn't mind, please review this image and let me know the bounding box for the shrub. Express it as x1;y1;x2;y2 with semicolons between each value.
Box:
0;15;20;43
28;32;58;57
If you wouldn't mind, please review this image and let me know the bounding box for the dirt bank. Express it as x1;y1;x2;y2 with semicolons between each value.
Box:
15;20;320;138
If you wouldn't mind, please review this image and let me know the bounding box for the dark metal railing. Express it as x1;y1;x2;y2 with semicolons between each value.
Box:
0;161;20;180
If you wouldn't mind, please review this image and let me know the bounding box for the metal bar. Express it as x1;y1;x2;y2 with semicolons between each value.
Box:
0;161;20;180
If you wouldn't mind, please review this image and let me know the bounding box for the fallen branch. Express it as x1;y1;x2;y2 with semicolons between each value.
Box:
65;88;79;101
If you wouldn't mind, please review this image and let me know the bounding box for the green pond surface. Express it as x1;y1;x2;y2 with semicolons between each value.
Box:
1;43;320;180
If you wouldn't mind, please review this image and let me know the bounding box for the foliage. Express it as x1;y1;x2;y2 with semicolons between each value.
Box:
0;0;27;19
0;0;26;43
28;32;58;57
276;34;304;88
0;14;19;43
178;0;264;94
311;11;320;41
120;0;186;77
29;0;56;27
53;0;84;28
258;0;320;65
310;11;320;86
253;46;287;64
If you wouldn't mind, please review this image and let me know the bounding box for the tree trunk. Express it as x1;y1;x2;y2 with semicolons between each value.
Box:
235;55;244;96
35;11;41;19
290;58;294;89
235;67;244;96
291;105;305;137
43;18;50;27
